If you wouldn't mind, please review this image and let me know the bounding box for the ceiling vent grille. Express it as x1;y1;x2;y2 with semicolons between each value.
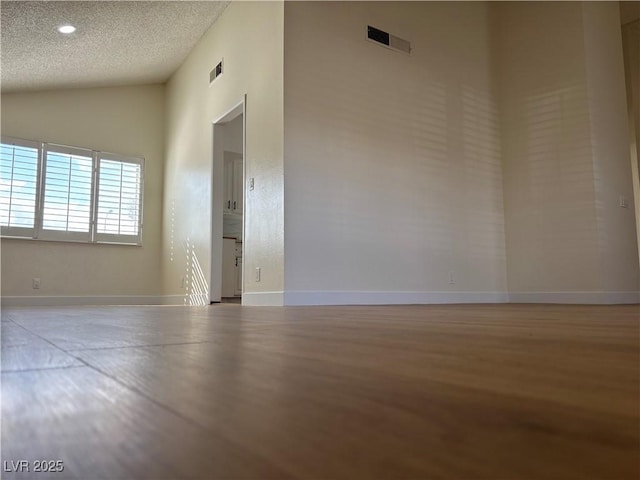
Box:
210;59;223;84
367;25;411;54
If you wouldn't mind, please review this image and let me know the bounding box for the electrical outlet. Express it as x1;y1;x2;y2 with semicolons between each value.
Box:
448;271;455;285
255;267;261;282
32;278;41;289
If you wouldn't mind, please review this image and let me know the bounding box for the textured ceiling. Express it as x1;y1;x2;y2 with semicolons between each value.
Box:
1;1;229;93
3;1;636;94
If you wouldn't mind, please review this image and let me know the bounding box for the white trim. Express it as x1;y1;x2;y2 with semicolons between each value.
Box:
159;295;188;306
210;94;246;304
3;292;637;307
212;98;245;125
240;97;246;302
508;291;640;304
1;295;166;307
0;135;40;149
284;291;509;306
242;291;284;306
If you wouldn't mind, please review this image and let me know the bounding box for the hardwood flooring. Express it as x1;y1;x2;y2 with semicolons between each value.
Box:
1;304;638;479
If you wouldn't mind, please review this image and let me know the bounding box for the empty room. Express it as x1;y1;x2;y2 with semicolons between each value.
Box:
1;1;639;479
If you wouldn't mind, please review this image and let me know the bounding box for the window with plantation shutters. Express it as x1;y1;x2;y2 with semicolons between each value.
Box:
95;154;143;244
0;137;40;238
40;145;93;241
0;136;144;245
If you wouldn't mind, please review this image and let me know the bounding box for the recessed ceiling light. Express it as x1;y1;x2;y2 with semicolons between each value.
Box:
57;25;76;34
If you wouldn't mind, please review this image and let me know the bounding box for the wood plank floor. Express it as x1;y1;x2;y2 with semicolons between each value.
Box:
1;304;638;479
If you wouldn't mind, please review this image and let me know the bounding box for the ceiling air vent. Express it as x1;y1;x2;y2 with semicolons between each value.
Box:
210;59;223;84
367;25;411;54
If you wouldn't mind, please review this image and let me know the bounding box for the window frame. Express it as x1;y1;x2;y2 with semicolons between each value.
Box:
0;136;42;239
0;135;144;246
38;143;95;243
94;152;144;245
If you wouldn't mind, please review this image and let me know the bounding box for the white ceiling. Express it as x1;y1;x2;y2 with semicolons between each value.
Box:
2;1;637;94
1;1;229;93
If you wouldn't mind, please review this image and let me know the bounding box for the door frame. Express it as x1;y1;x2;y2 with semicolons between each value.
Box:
210;95;246;303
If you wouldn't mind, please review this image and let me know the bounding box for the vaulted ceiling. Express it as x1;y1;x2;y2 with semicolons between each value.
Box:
1;1;229;93
2;1;637;94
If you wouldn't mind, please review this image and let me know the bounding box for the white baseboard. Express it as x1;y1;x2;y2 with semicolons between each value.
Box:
242;291;284;306
3;291;637;308
509;291;640;304
159;295;188;306
1;295;166;307
283;291;509;306
160;294;211;306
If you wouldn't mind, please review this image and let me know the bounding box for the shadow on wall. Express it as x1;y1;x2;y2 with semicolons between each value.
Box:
184;237;209;306
167;197;209;305
505;80;601;288
521;82;597;245
461;84;505;263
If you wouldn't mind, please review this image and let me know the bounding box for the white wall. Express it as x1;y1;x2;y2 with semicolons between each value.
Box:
0;85;165;304
622;19;640;261
283;1;508;305
162;1;284;305
494;1;639;303
3;2;635;307
583;2;639;296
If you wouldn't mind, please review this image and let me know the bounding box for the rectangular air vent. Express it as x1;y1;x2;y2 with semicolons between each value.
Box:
367;25;411;54
210;59;223;84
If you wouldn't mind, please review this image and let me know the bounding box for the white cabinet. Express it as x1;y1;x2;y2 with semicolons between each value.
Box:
223;151;243;215
234;242;243;296
222;238;236;297
222;238;243;298
235;255;243;296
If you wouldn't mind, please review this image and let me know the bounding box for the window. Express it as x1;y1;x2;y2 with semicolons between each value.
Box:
0;136;143;245
40;144;94;242
0;138;40;237
95;153;143;244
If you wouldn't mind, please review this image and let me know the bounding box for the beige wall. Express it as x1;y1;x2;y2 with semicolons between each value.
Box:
0;85;165;301
583;2;639;293
2;1;636;306
495;1;639;301
162;1;284;305
283;1;508;304
622;19;640;260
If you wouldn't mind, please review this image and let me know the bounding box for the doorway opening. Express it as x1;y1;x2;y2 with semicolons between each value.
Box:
210;98;245;303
